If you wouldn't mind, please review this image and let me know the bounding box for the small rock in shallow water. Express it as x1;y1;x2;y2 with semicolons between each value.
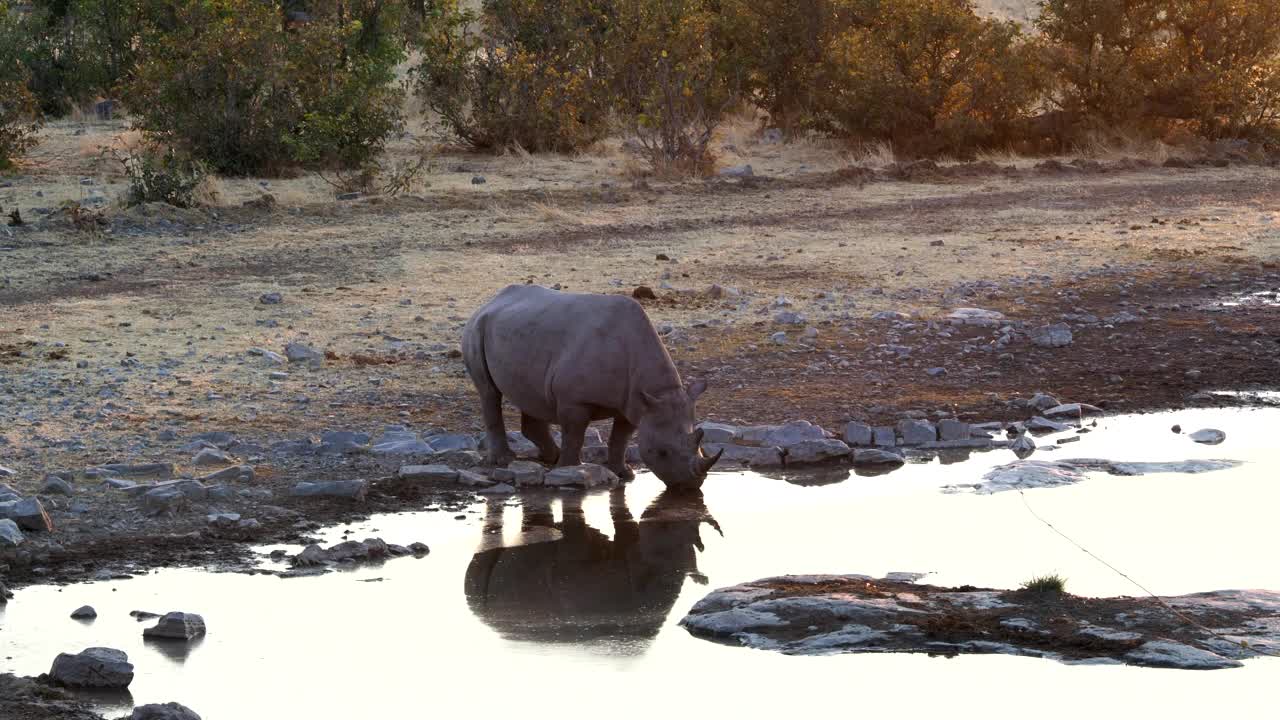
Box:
1011;433;1036;459
144;612;207;641
71;605;97;620
852;449;904;466
1189;428;1226;445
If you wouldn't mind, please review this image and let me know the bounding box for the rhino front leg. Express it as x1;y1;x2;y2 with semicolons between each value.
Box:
556;405;589;467
606;417;636;481
520;413;560;465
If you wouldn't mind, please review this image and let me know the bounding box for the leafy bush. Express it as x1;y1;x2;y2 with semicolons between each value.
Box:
715;0;855;132
609;0;739;175
116;147;209;208
1;2;41;167
127;0;405;176
412;0;613;153
813;0;1041;155
1037;0;1280;139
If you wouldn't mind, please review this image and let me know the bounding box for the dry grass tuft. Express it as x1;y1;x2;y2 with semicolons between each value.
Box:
1073;129;1189;164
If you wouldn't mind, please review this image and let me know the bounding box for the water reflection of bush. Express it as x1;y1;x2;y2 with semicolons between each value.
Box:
464;488;720;649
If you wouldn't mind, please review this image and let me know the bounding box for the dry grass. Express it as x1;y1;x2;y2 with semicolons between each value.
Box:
847;141;898;169
1073;129;1190;164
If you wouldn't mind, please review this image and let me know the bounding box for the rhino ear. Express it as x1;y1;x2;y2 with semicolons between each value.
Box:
686;379;708;401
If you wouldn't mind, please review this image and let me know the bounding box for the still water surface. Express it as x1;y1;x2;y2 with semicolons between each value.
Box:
2;408;1277;718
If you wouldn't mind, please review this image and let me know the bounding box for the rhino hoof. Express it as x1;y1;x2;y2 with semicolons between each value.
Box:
608;463;635;482
484;452;515;468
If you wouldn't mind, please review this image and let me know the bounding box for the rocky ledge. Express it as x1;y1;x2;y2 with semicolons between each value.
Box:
680;574;1280;669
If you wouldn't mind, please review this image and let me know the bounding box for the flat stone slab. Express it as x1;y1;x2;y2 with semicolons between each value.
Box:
290;479;369;500
0;497;53;531
544;463;619;489
701;443;784;467
681;575;1280;669
944;458;1242;494
398;464;458;482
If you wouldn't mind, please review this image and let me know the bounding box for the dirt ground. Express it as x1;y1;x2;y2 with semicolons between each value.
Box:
1;120;1279;585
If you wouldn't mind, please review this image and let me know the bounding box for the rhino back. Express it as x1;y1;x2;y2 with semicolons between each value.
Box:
465;285;677;422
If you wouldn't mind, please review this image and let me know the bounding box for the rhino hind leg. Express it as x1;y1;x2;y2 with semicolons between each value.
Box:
479;390;514;467
556;405;590;467
606;417;636;481
520;414;560;465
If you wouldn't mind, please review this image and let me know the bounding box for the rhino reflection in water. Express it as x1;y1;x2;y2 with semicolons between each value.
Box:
464;489;720;646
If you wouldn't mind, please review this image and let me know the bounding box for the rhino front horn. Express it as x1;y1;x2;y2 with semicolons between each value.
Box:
699;447;723;475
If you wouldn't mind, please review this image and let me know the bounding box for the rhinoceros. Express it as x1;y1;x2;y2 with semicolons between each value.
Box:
462;284;722;489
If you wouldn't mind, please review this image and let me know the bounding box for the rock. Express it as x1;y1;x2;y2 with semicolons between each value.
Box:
94;463;174;478
544;464;619;488
937;419;969;441
284;342;324;364
925;367;947;377
719;164;753;178
197;465;254;483
897;419;937;446
872;427;896;446
142;487;188;515
1043;403;1103;418
130;702;203;720
427;433;479;452
1011;433;1036;459
1106;311;1141;324
40;475;74;495
774;311;806;325
316;430;370;455
1026;416;1070;432
191;447;234;466
491;460;545;487
0;497;54;531
70;605;97;620
632;285;657;300
290;479;369;500
478;483;516;495
206;512;241;528
456;469;494;487
0;465;13;478
701;443;784;467
48;647;134;689
769;331;787;344
144;612;207;641
852;449;905;466
871;310;909;321
759;421;828;447
1028;392;1060;411
259;292;283;305
946;307;1006;327
785;439;850;464
697;422;740;444
1030;323;1073;348
1189;428;1226;445
0;518;23;547
152;479;209;499
843;422;873;446
471;175;486;185
399;464;459;481
1124;640;1240;670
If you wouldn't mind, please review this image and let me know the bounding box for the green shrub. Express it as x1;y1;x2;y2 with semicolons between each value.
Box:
715;0;855;132
127;0;404;176
609;0;739;175
813;0;1040;155
1;2;41;167
412;0;613;153
1019;573;1067;594
117;147;208;208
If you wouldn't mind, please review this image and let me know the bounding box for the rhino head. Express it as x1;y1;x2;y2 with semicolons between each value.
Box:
637;379;723;490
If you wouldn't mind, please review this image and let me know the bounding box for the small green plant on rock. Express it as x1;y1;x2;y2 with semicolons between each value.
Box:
1020;573;1067;594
